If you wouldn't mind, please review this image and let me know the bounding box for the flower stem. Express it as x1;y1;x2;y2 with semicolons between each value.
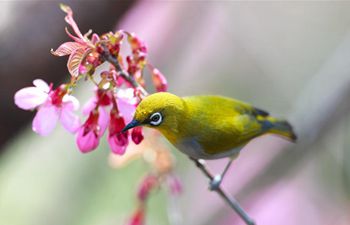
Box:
102;47;255;225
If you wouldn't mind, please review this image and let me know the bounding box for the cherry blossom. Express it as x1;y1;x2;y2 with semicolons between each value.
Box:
14;79;80;136
14;5;176;225
108;108;129;155
76;110;105;153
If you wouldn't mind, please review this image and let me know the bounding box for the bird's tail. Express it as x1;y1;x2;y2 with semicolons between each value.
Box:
267;119;297;142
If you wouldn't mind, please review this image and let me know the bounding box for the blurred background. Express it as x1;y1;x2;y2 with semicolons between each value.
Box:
1;1;350;225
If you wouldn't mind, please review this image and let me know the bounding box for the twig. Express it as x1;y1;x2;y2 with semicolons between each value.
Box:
101;47;255;225
190;158;255;225
99;44;148;97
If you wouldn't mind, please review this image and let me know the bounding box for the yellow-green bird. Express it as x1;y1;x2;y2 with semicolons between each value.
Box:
122;92;296;189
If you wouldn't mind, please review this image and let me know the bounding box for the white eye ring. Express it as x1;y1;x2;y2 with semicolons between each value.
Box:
149;112;162;126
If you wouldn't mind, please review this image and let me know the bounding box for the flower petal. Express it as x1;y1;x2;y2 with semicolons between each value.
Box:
117;98;136;124
14;87;48;110
76;127;99;153
62;94;80;110
108;113;128;155
82;96;98;115
33;79;50;93
32;104;59;136
116;88;137;102
131;127;144;145
98;107;109;136
91;33;100;45
60;103;80;133
51;42;84;56
108;135;128;155
116;88;137;123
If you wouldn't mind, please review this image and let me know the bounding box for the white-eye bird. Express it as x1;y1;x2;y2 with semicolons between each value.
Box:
122;92;296;189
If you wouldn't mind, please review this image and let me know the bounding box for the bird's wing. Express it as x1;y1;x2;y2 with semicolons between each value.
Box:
183;95;270;155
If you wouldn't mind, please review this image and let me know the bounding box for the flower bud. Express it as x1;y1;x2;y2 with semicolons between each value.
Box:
137;175;158;201
151;68;168;92
108;109;128;155
131;127;144;145
76;111;100;153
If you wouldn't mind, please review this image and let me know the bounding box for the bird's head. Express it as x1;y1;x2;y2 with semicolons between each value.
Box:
122;92;185;137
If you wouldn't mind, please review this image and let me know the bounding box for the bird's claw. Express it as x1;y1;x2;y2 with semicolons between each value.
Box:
209;174;222;191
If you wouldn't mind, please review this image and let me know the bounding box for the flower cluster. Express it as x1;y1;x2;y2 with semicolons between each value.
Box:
14;4;168;155
14;5;180;225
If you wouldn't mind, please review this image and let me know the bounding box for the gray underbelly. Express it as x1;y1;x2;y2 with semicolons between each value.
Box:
174;138;243;160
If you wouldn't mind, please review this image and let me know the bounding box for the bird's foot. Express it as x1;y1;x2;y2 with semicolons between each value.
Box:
209;174;222;191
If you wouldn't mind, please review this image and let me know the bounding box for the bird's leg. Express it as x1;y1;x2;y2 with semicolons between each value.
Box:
210;152;240;191
189;157;255;225
209;157;234;190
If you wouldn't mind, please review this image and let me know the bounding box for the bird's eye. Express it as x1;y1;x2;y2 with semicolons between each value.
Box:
149;112;162;126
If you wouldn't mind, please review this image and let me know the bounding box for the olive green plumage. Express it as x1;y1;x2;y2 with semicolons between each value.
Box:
125;92;296;160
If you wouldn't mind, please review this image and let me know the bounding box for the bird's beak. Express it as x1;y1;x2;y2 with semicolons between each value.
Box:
122;119;141;133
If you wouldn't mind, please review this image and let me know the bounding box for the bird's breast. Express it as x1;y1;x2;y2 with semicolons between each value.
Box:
174;137;242;160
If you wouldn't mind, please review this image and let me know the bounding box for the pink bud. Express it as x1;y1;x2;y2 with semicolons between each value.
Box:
78;64;88;74
127;33;147;54
76;111;100;153
151;68;168;92
96;89;111;106
108;110;128;155
91;33;100;45
128;208;144;225
131;127;144;145
137;175;158;201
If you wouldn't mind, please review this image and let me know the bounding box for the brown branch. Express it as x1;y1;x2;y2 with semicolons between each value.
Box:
101;47;255;225
99;44;148;97
190;158;255;225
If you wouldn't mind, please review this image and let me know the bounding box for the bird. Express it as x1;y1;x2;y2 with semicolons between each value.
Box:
122;92;297;190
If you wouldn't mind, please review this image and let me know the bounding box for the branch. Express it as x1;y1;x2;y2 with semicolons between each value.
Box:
99;44;148;97
101;46;255;225
190;158;255;225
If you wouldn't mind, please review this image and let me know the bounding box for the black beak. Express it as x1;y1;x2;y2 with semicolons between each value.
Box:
122;119;141;133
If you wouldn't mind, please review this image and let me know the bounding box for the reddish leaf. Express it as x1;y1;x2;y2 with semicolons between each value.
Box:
67;47;90;77
51;42;84;56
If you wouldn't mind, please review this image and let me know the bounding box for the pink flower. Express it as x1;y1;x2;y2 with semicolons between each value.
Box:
14;79;80;136
82;90;110;135
128;208;145;225
76;110;101;153
116;88;138;123
131;127;144;145
77;94;110;153
151;68;168;92
137;175;158;201
108;109;128;155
